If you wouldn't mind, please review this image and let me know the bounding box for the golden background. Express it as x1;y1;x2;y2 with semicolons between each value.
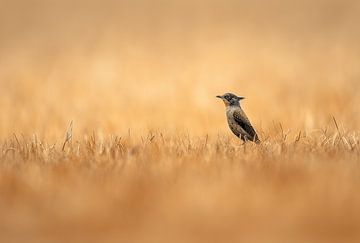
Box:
1;1;360;242
1;0;359;137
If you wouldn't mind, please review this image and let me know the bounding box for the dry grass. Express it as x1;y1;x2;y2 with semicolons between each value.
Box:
1;0;360;242
1;127;360;242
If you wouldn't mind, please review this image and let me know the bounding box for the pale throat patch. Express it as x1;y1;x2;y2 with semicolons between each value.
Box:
222;99;230;107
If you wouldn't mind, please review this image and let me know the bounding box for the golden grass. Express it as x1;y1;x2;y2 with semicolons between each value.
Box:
1;126;360;242
1;0;360;242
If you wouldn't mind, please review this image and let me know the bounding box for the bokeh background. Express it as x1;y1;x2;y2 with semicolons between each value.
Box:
1;0;360;139
1;1;360;243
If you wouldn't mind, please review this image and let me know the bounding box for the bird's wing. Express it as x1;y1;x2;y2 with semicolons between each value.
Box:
233;109;260;142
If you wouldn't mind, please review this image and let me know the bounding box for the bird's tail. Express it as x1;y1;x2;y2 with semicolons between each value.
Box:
253;135;261;144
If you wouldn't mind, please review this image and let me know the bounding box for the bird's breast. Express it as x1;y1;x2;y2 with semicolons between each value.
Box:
225;107;241;137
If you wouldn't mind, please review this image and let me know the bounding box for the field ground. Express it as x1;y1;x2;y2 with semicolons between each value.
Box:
1;0;360;242
1;128;360;242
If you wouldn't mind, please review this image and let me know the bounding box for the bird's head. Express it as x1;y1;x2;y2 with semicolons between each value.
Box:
216;93;244;107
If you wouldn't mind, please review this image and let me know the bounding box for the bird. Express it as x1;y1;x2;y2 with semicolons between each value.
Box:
216;93;260;143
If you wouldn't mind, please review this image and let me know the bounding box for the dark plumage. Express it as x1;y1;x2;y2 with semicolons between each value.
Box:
216;93;260;143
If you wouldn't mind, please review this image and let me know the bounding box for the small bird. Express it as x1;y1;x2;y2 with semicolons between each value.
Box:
216;93;260;143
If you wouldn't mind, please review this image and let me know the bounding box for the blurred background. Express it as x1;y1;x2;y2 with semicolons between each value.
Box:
1;2;360;243
0;0;360;138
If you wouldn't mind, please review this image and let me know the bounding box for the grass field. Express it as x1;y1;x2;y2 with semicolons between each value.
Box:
1;0;360;242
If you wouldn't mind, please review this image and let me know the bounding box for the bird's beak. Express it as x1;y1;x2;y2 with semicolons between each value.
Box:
238;96;245;100
216;95;223;99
